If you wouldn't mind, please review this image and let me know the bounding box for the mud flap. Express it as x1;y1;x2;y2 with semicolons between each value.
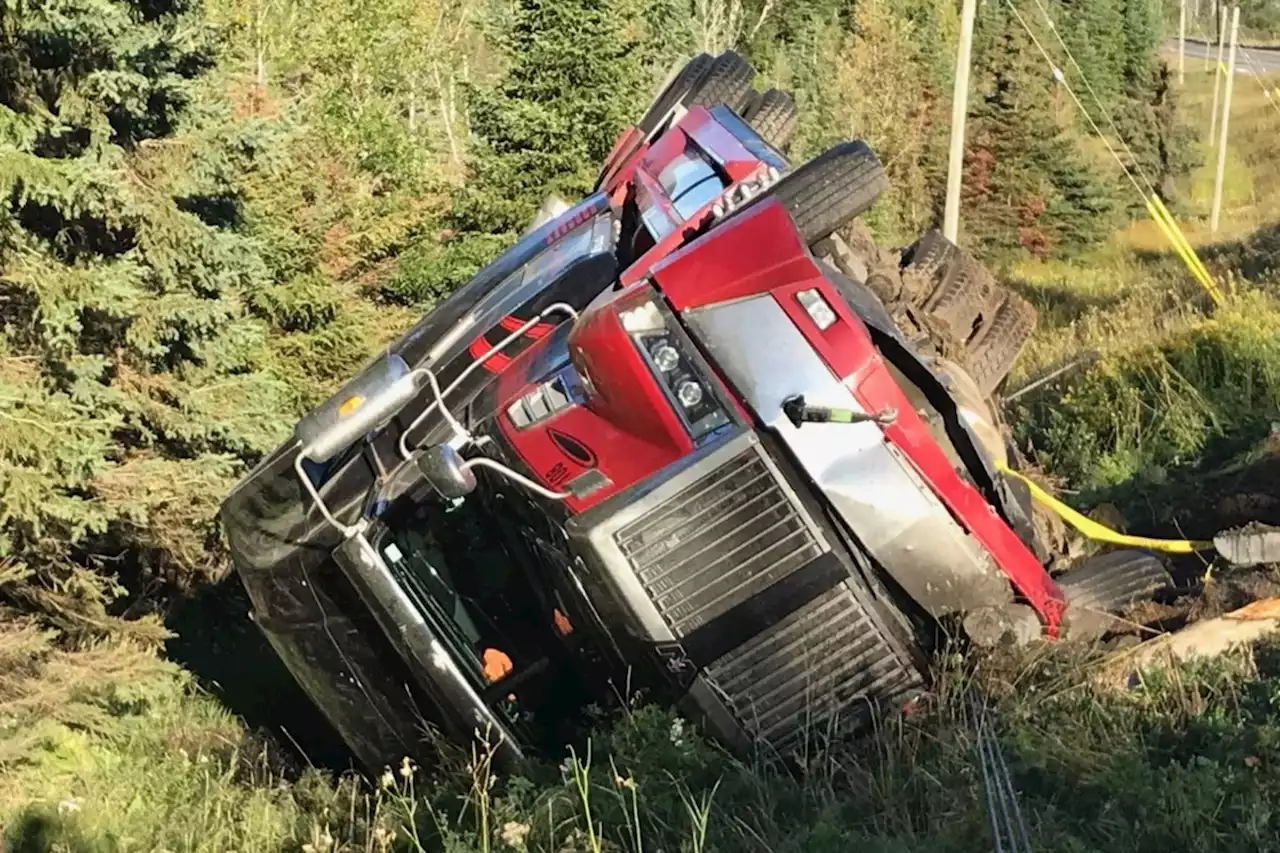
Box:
1058;550;1174;641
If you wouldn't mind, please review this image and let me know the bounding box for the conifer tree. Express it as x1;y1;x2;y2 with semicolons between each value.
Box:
0;0;384;636
962;0;1120;256
385;0;648;303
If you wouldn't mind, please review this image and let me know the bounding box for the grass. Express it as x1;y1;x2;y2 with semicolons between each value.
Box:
1001;58;1280;525
14;624;1280;853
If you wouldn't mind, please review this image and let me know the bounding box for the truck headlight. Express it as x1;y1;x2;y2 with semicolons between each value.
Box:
618;296;730;443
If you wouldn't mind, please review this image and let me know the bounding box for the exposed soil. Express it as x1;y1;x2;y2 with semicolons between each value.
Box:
1015;435;1280;649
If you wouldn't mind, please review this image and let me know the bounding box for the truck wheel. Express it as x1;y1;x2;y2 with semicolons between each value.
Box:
1059;550;1173;641
901;230;1007;343
921;254;999;343
637;53;714;134
686;50;757;115
966;292;1037;396
759;140;889;245
899;230;959;304
744;88;798;152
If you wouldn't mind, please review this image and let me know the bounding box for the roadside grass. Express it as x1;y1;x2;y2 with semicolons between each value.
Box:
1002;62;1280;524
13;621;1280;853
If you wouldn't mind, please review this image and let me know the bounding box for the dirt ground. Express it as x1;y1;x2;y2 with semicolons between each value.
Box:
1091;443;1280;639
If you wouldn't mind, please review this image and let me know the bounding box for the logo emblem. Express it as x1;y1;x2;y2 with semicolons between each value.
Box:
548;428;596;468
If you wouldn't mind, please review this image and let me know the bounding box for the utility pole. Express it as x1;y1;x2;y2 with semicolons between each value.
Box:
943;0;979;244
1211;5;1240;234
1179;0;1187;85
1210;10;1227;144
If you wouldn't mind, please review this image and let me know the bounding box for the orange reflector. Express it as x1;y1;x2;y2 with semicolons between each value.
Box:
337;395;365;418
553;608;574;636
482;648;513;683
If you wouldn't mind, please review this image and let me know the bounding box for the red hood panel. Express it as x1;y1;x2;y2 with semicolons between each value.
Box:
494;294;694;515
648;199;1066;632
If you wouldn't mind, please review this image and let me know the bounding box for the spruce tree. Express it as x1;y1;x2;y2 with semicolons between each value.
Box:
383;0;648;304
0;0;387;637
962;0;1120;256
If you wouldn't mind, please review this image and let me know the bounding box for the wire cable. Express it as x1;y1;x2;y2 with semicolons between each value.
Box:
1188;17;1280;116
1004;0;1224;305
1027;0;1162;196
1004;0;1150;201
970;692;1034;853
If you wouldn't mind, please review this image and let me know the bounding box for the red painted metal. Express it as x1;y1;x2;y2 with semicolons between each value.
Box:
600;126;644;196
494;288;695;515
680;107;764;183
609;107;776;287
648;200;817;309
649;200;1068;633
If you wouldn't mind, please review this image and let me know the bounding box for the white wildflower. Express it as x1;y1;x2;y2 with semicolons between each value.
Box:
500;820;531;850
373;825;397;852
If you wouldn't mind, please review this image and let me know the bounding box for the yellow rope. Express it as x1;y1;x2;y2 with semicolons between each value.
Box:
1005;0;1226;308
997;462;1213;554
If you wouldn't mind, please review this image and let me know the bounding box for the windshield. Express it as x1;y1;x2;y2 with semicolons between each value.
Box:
388;193;611;371
375;494;530;690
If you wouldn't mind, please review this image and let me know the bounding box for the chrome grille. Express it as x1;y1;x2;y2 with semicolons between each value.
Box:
705;583;920;757
614;446;822;636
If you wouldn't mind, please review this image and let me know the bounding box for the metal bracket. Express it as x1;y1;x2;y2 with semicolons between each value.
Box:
782;394;897;429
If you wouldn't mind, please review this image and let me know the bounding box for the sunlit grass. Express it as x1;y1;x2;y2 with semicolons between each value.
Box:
14;631;1280;853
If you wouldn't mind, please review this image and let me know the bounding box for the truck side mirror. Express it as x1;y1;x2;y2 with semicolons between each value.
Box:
414;445;477;500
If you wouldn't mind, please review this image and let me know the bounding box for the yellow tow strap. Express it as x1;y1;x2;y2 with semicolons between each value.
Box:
997;463;1213;555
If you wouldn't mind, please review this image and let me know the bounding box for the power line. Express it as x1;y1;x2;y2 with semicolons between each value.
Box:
1188;15;1280;116
1003;1;1149;202
1026;0;1161;196
1003;0;1224;306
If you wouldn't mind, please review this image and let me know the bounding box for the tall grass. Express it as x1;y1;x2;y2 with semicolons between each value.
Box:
12;627;1280;853
1001;61;1280;513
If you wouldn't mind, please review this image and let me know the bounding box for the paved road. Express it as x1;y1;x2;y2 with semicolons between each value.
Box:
1167;37;1280;73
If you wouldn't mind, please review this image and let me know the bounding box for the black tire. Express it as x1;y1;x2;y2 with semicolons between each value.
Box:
744;88;798;152
921;254;999;343
1059;550;1173;640
755;140;889;245
966;292;1037;396
686;50;757;114
636;53;714;135
899;230;959;304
